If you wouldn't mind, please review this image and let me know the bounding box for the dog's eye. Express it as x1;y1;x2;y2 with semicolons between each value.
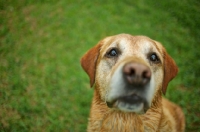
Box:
106;48;118;58
149;53;160;63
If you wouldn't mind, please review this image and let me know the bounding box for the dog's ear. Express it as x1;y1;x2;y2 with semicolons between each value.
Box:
162;49;178;94
80;43;101;87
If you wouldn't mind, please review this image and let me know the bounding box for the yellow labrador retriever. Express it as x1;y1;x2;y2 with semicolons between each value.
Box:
81;34;185;132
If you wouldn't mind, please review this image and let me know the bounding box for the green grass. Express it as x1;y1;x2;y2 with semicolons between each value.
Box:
0;0;199;131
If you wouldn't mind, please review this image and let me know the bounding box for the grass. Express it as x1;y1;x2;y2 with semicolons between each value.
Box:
0;0;200;131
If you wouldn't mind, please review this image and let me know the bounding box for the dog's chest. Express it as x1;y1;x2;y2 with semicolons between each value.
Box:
90;112;161;132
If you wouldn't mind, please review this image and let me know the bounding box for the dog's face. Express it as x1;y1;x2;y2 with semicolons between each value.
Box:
81;34;178;114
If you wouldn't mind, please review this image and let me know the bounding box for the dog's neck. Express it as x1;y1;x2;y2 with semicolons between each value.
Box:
87;88;163;132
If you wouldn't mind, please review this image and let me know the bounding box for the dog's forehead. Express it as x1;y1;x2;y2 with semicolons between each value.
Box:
100;35;162;56
118;37;153;53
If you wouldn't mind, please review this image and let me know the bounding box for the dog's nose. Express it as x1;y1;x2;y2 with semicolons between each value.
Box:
123;62;151;86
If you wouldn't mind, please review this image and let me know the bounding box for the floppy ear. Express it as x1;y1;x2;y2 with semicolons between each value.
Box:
162;49;178;94
80;43;101;87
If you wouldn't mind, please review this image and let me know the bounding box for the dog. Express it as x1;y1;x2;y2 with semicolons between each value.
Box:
81;34;185;132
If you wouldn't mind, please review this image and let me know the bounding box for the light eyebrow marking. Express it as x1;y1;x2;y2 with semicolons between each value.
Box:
151;41;162;54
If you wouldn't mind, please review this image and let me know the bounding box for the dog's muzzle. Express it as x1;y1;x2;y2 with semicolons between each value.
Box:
106;62;151;113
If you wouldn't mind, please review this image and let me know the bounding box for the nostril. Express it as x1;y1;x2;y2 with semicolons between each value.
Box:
142;70;151;85
142;70;151;79
142;71;147;79
124;65;135;76
129;68;135;76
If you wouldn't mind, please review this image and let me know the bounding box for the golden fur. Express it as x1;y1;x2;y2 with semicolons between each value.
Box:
81;34;185;132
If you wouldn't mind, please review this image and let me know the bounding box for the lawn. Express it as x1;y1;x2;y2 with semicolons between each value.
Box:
0;0;200;131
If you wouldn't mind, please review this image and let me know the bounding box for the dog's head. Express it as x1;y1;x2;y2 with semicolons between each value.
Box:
81;34;178;114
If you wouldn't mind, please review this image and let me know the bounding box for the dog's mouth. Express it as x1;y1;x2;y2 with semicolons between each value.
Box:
106;93;149;113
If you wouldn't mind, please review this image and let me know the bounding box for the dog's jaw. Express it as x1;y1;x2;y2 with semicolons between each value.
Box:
112;98;145;113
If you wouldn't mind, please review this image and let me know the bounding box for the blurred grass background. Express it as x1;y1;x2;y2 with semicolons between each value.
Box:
0;0;199;131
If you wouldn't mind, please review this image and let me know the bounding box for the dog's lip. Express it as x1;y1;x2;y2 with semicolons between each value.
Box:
106;93;143;108
106;94;149;113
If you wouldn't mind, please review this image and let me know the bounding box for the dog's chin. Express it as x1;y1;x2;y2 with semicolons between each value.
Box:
106;94;149;114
